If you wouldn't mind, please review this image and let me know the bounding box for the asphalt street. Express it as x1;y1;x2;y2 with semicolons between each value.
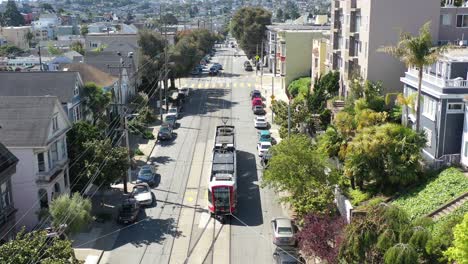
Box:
100;43;287;264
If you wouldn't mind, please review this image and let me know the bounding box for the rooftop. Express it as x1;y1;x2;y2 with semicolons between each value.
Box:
442;47;468;62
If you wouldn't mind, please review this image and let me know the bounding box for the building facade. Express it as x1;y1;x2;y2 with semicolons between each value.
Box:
401;49;468;166
0;96;71;229
330;0;441;96
0;26;32;49
0;143;18;242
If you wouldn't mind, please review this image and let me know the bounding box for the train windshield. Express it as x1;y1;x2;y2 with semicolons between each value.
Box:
213;186;230;213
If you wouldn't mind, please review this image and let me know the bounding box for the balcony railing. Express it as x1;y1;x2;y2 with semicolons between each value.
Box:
407;68;468;88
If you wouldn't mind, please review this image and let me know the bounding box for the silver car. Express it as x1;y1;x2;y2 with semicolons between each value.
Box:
271;217;296;246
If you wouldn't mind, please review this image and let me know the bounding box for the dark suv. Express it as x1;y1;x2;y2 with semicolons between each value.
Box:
118;198;140;224
158;124;173;140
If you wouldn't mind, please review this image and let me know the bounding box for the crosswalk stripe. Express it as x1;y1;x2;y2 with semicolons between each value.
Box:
191;83;195;88
233;83;237;88
205;83;209;88
247;83;252;88
198;83;203;88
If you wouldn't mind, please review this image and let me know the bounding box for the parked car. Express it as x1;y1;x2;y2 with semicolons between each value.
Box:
258;130;272;142
271;217;297;246
131;183;153;206
191;68;202;75
250;90;261;100
257;141;272;157
167;107;179;119
253;105;266;115
158;124;173;140
213;63;223;70
273;247;304;264
252;97;263;107
254;115;268;128
209;66;219;76
136;165;157;186
117;198;140;224
244;63;253;71
244;61;251;67
178;87;190;97
164;115;177;128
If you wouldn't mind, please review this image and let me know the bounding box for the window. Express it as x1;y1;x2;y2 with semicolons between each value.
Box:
73;105;81;121
50;142;58;167
52;115;58;132
422;96;437;120
423;127;432;147
64;169;69;188
61;138;67;159
456;14;468;27
37;152;45;172
73;83;79;96
208;189;212;204
447;103;464;112
441;14;452;26
0;182;12;212
465;142;468;157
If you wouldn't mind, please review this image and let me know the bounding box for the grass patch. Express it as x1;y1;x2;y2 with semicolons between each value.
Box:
348;188;372;206
134;148;144;156
392;167;468;220
142;131;155;140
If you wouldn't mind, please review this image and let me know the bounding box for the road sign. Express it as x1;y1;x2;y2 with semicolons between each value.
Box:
255;55;260;61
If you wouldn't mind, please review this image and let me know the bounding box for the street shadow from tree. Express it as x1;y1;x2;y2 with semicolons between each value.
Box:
231;150;263;227
110;216;182;249
149;155;174;165
158;133;177;147
182;88;238;119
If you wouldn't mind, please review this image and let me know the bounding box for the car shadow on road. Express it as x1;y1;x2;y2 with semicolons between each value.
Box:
149;155;174;165
111;216;182;249
231;150;263;227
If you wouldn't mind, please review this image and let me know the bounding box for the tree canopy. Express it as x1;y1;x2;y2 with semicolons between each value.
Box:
0;229;78;264
231;7;271;59
82;82;112;123
344;123;425;191
1;0;25;26
0;45;23;57
261;134;337;217
70;41;85;55
137;30;167;92
444;213;468;264
161;13;178;25
49;193;92;235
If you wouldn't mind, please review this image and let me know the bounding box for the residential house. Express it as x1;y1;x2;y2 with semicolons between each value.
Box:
0;26;32;49
401;48;468;166
31;13;61;41
0;72;85;122
6;55;73;71
439;2;468;45
0;142;19;242
0;96;71;229
266;24;329;89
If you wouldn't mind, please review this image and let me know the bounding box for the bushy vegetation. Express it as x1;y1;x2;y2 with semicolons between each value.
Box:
287;77;311;98
392;167;468;220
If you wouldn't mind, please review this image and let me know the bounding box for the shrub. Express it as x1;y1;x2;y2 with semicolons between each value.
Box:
287;77;311;98
134;148;144;156
392;167;468;220
142;131;155;139
348;188;372;206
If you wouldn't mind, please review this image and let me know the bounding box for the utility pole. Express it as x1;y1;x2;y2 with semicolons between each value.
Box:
271;41;277;122
260;39;264;90
287;97;291;138
38;46;43;71
108;55;131;194
255;43;258;75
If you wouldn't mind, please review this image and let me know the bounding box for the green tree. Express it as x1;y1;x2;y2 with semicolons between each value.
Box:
25;31;34;48
82;139;129;187
80;24;89;36
0;229;78;263
67;121;102;192
40;3;55;12
287;77;310;98
2;0;25;26
284;0;300;20
70;41;85;55
444;213;468;264
49;193;92;235
0;45;23;56
137;30;167;93
261;134;337;217
161;13;178;25
379;22;442;132
47;43;62;55
339;203;432;263
275;8;284;22
82;82;112;123
231;7;272;59
344;123;426;190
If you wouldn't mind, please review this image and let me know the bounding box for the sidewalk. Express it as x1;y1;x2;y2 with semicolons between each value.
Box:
254;72;297;219
71;115;162;263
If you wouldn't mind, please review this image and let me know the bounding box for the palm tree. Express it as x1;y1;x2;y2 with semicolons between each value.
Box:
379;22;443;132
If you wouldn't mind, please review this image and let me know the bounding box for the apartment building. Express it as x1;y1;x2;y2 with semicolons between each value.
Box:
401;48;468;166
330;0;440;96
0;26;32;49
265;25;329;89
311;36;329;82
439;3;468;44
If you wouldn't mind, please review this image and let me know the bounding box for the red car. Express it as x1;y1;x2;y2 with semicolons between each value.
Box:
252;97;262;107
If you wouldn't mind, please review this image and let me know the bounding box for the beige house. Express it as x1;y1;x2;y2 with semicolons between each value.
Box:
0;26;32;50
268;27;328;90
311;36;329;83
329;0;441;96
